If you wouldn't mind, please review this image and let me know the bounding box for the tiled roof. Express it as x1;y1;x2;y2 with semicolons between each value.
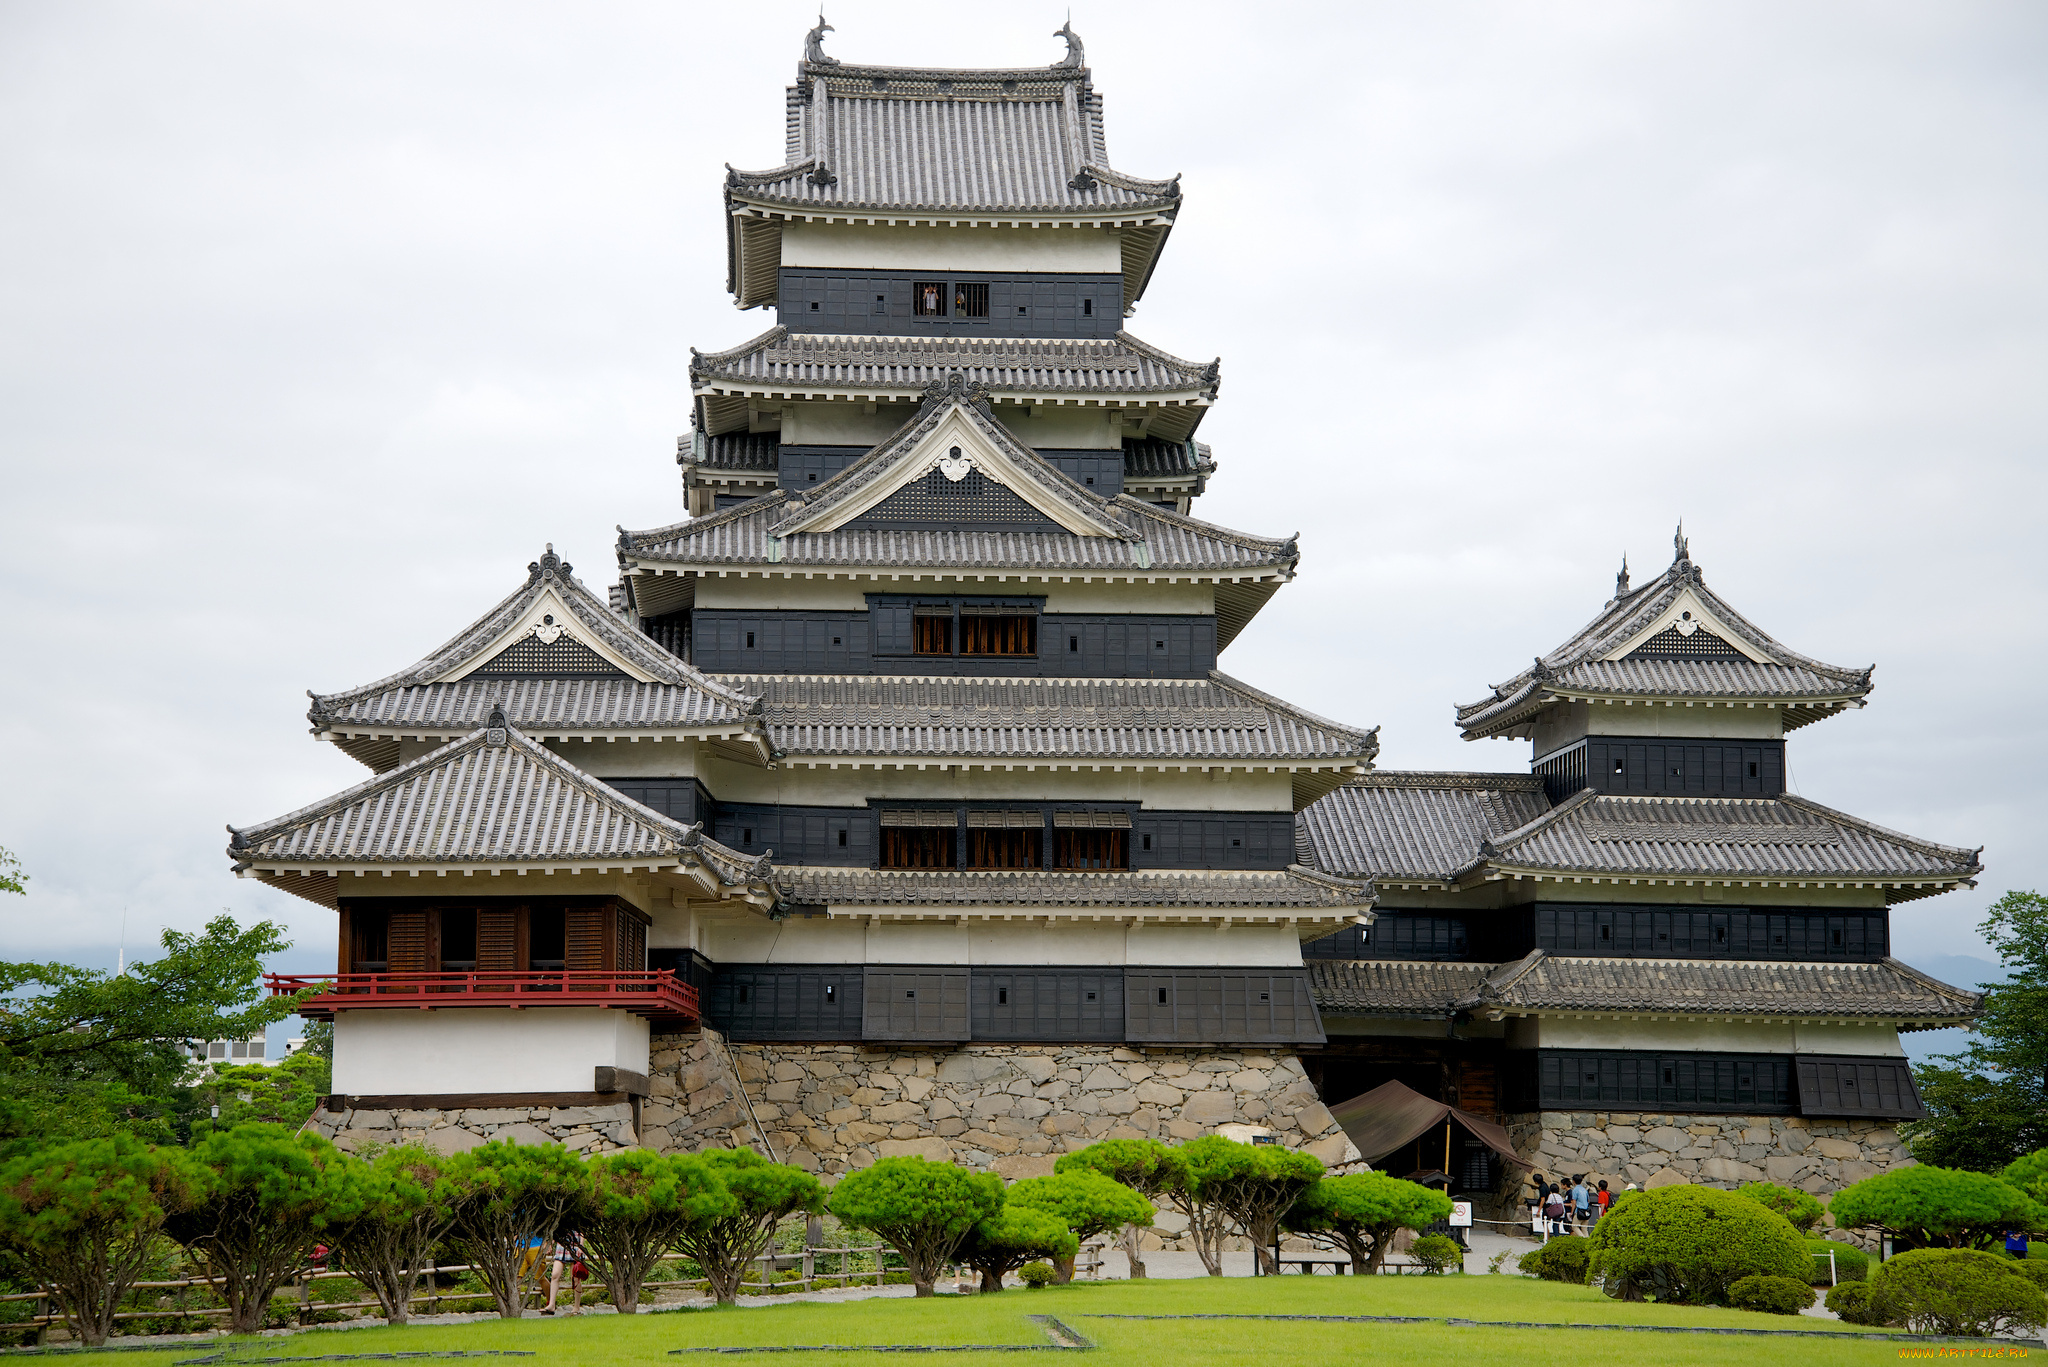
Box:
619;495;1294;577
1123;437;1214;483
680;430;780;472
1465;950;1981;1022
1457;534;1874;738
1309;960;1496;1017
716;672;1380;770
1298;772;1550;885
309;548;757;757
668;432;1216;489
691;329;1217;402
229;720;764;889
776;864;1374;911
1486;792;1983;898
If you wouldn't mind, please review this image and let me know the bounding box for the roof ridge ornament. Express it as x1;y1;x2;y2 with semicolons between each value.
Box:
1673;520;1690;565
527;543;571;585
803;13;837;67
1615;554;1630;598
485;703;509;746
1053;18;1085;70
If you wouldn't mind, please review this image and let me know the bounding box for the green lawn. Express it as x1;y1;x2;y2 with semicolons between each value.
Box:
43;1276;1918;1367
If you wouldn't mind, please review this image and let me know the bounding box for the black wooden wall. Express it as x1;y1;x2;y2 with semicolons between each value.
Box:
601;778;714;827
779;445;868;492
1500;1049;1923;1120
1133;811;1296;870
1302;914;1472;961
690;607;1218;678
1794;1055;1924;1119
1534;905;1889;961
776;269;1124;338
1535;736;1786;802
714;804;873;865
707;965;1323;1045
1036;449;1124;497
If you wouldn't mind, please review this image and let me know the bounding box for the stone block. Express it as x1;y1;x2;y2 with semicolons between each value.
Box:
1834;1160;1881;1184
937;1054;1012;1085
1811;1137;1862;1161
1697;1157;1764;1185
826;1106;861;1125
1643;1126;1689;1152
879;1137;954;1162
394;1110;443;1128
1764;1155;1815;1182
1305;1133;1357;1166
1135;1081;1184;1107
1193;1059;1236;1073
935;1117;968;1137
1152;1210;1191;1235
1081;1066;1126;1091
496;1122;556;1148
1039;1113;1086;1135
849;1088;886;1107
970;1094;1016;1119
1227;1069;1273;1093
1294;1102;1337;1136
927;1097;962;1121
871;1101;924;1123
843;1121;890;1144
901;1076;935;1102
889;1123;922;1141
770;1060;805;1083
993;1154;1058;1181
1016;1097;1052;1118
1101;1093;1139;1116
963;1130;1021;1155
763;1082;801;1104
345;1110;394;1129
1181;1091;1237;1125
1644;1168;1690;1189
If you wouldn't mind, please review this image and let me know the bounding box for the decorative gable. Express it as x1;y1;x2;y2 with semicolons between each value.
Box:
436;585;656;684
847;467;1056;533
1601;586;1772;665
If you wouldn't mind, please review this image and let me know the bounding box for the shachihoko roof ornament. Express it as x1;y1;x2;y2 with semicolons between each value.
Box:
1456;527;1877;739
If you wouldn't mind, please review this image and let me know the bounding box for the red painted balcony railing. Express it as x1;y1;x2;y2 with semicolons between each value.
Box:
264;970;699;1025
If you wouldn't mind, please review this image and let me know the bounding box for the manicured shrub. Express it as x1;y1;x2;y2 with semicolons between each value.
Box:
2002;1147;2048;1208
1825;1280;1893;1325
1869;1248;2048;1337
1017;1261;1056;1288
954;1206;1076;1293
1829;1166;2047;1250
669;1148;823;1307
322;1144;457;1323
161;1123;342;1333
1411;1233;1462;1274
574;1149;733;1314
1726;1274;1816;1315
827;1156;1003;1298
1517;1236;1590;1283
1006;1171;1153;1284
1056;1140;1179;1279
0;1136;206;1346
1736;1181;1825;1233
2009;1259;2048;1293
442;1139;590;1318
1804;1237;1869;1285
1585;1183;1809;1305
1283;1173;1453;1276
1177;1136;1323;1276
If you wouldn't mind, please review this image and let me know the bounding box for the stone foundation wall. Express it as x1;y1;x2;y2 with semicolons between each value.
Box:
1507;1111;1910;1192
306;1100;639;1156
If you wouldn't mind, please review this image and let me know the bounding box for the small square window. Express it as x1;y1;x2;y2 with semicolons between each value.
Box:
1082;298;1093;317
1154;639;1166;650
1599;924;1611;940
1230;838;1241;847
825;984;836;1002
1258;991;1270;1002
808;472;818;481
1748;761;1759;778
998;988;1008;1004
809;301;819;311
1141;834;1152;851
1069;635;1079;652
1085;476;1094;485
742;828;753;845
746;631;756;648
874;294;886;314
1613;758;1624;774
1016;305;1028;316
905;989;917;1000
1662;1068;1674;1084
838;829;848;846
1085;990;1096;1001
1156;988;1168;1005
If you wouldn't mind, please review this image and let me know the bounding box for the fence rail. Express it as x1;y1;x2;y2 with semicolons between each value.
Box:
263;971;700;1024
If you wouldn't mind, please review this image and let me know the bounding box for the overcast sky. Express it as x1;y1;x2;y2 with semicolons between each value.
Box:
3;2;2042;1055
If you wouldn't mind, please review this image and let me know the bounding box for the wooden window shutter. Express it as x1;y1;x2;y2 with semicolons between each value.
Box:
478;908;519;972
565;907;608;972
386;910;430;973
616;908;646;972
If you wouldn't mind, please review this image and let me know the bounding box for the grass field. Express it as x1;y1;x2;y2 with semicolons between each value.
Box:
40;1276;1938;1367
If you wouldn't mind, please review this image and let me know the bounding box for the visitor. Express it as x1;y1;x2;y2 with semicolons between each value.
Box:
1543;1187;1567;1237
2007;1230;2030;1258
1593;1179;1612;1224
1570;1175;1591;1232
517;1233;547;1308
543;1227;590;1315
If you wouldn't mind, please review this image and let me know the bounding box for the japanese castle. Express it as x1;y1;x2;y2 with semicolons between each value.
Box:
231;23;1982;1197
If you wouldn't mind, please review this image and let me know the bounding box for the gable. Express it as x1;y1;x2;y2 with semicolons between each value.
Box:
435;587;657;685
846;467;1057;533
469;632;627;677
1623;625;1746;661
1600;587;1773;665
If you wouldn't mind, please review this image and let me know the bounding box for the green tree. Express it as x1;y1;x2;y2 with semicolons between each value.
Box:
1005;1171;1153;1284
1179;1136;1324;1276
321;1145;457;1324
575;1149;732;1314
1869;1248;2048;1337
954;1205;1076;1293
193;1050;333;1132
1827;1166;2046;1250
443;1139;589;1318
0;845;25;896
2002;1147;2048;1209
1586;1184;1810;1305
161;1123;341;1333
1282;1172;1454;1275
1056;1139;1179;1278
827;1156;1003;1298
0;1135;206;1346
1905;890;2048;1170
1736;1181;1826;1233
669;1148;823;1306
0;915;305;1148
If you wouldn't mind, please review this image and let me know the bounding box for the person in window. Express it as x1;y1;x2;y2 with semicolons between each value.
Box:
921;284;939;315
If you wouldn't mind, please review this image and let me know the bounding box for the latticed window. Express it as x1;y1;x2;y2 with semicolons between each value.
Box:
953;282;989;318
1053;811;1131;870
914;281;946;316
966;811;1042;869
879;810;955;869
913;610;953;655
960;607;1036;656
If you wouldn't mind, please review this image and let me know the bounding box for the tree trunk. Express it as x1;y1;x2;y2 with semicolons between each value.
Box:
1121;1223;1147;1279
980;1269;1003;1293
1248;1214;1280;1276
1051;1253;1076;1285
913;1279;935;1298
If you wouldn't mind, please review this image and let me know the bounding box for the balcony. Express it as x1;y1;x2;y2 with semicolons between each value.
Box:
265;970;700;1027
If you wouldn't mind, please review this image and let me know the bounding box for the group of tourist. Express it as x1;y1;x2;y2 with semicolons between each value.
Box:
1531;1173;1623;1236
518;1228;590;1314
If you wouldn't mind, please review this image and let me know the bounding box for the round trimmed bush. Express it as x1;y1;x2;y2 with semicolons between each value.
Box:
1017;1261;1055;1289
1585;1183;1809;1305
1868;1248;2048;1338
2011;1259;2048;1294
1518;1237;1590;1283
1825;1281;1893;1326
1411;1234;1462;1274
1805;1238;1870;1284
1727;1274;1817;1315
1737;1181;1826;1233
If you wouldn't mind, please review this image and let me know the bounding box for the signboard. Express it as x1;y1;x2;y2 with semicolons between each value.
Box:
1448;1201;1473;1228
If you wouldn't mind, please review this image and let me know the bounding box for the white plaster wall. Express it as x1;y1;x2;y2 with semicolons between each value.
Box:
996;406;1123;450
1530;701;1786;754
545;737;699;777
699;917;1306;967
1531;1017;1905;1056
693;758;1296;812
780;403;917;446
781;222;1123;272
692;576;1216;615
329;870;662;917
1793;1023;1908;1057
332;1008;650;1095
